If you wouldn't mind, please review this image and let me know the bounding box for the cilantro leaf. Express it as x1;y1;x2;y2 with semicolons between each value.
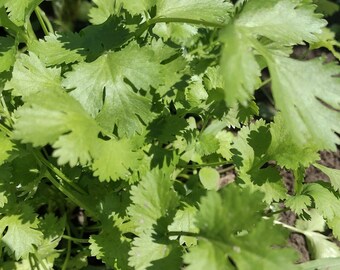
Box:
219;25;261;106
0;131;13;165
0;0;43;26
156;0;232;23
0;36;16;72
92;138;142;182
267;55;340;150
5;52;62;97
235;0;326;45
313;163;340;192
184;185;298;269
0;213;43;260
268;114;319;170
128;169;179;233
63;42;162;136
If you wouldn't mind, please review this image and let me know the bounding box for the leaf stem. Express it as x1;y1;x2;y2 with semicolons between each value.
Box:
34;7;49;36
34;150;87;195
0;122;11;136
0;95;13;127
36;6;54;33
44;171;97;218
62;235;89;244
168;231;198;237
62;223;72;270
180;161;233;169
149;17;225;28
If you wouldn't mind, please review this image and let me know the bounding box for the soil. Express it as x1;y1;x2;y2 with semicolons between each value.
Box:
280;149;340;263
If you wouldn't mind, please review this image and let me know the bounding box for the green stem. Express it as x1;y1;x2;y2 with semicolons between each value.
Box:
133;16;225;40
181;161;233;169
62;223;72;270
168;231;198;238
274;220;304;234
34;150;87;195
27;20;38;41
0;95;13;127
34;7;49;36
0;122;11;136
45;172;96;218
265;207;289;217
62;235;89;244
36;6;54;33
149;17;225;28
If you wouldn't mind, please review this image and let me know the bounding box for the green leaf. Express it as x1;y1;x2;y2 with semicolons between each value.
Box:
313;163;340;192
128;169;179;233
29;33;85;66
0;0;43;26
13;89;99;166
235;0;326;45
315;0;339;16
89;225;130;269
296;210;340;259
0;131;13;165
300;257;340;270
0;36;16;72
129;233;182;270
89;0;117;24
91;138;142;182
219;25;261;106
0;212;43;260
199;167;220;190
267;55;340;150
302;183;340;237
63;42;162;136
268;114;319;170
184;184;298;269
156;0;232;23
5;52;62;97
310;28;340;61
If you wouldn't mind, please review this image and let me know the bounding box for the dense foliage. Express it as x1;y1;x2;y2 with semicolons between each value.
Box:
0;0;339;269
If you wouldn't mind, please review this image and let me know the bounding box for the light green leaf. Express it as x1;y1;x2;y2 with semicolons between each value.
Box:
89;0;117;24
300;258;340;270
92;138;141;182
199;167;220;190
5;52;62;97
219;25;261;106
268;114;319;170
156;0;232;24
267;55;340;150
0;0;43;26
313;163;340;192
63;42;161;136
128;169;179;233
235;0;326;45
0;214;43;260
29;33;85;66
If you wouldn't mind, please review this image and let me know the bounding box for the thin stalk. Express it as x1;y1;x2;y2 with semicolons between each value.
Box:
149;17;225;28
0;122;11;136
34;7;49;36
265;207;289;217
62;235;89;244
181;161;233;169
44;172;96;218
217;165;235;174
27;20;38;41
36;6;54;33
0;95;13;126
34;150;87;195
62;224;72;270
274;220;304;234
168;231;198;238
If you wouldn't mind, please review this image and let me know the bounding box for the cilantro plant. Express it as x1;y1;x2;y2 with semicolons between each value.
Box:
0;0;339;269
